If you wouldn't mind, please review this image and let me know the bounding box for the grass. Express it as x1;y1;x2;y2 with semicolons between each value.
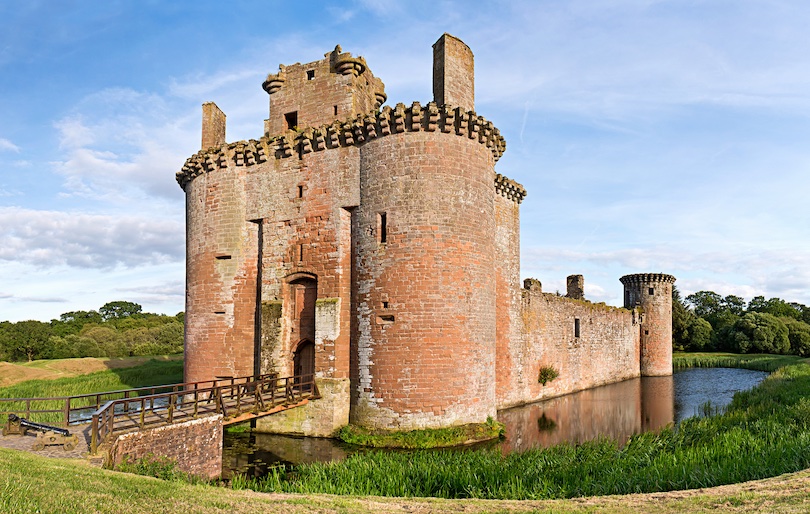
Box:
2;447;810;513
231;361;810;500
0;358;184;425
338;417;504;449
673;352;807;372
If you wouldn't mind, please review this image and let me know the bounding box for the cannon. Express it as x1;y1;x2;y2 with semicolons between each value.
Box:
3;414;79;451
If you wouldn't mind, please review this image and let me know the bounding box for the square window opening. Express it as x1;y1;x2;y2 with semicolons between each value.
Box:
285;111;298;130
306;70;315;80
648;287;654;295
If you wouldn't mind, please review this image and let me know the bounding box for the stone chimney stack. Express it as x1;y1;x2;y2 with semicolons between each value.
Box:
432;33;474;112
566;275;584;300
201;102;226;150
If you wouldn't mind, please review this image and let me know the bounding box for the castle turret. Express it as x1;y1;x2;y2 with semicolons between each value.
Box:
620;273;676;377
352;34;497;430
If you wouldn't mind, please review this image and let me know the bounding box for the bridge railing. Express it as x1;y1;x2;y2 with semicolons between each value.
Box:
90;373;318;453
0;372;280;428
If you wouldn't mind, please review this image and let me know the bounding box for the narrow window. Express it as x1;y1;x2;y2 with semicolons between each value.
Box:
215;255;231;260
382;301;389;309
297;185;304;198
648;287;654;296
306;70;315;80
574;318;581;338
378;212;387;243
333;105;338;116
376;315;395;324
285;111;298;130
645;330;650;335
298;244;304;262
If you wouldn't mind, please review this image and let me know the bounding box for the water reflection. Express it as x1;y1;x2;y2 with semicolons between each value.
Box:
499;376;673;453
222;367;768;474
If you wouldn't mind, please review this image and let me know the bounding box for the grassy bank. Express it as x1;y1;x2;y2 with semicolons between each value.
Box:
0;358;184;425
338;417;504;449
0;358;183;399
2;447;810;513
673;352;807;372
232;362;810;500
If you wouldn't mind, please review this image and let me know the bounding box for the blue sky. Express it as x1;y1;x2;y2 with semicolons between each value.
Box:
1;0;809;322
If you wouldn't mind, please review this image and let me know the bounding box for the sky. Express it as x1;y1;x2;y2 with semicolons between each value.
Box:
1;0;809;322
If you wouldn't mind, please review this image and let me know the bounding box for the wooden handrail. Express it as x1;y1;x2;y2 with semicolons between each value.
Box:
87;373;316;453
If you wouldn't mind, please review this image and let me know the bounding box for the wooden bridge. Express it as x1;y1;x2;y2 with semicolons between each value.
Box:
0;373;319;453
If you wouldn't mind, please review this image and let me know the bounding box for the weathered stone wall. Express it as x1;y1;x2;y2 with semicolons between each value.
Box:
351;129;497;430
202;102;226;150
433;33;475;112
263;46;384;136
254;377;349;437
621;273;676;376
245;146;359;381
498;289;641;409
107;415;223;479
184;159;258;384
494;190;523;407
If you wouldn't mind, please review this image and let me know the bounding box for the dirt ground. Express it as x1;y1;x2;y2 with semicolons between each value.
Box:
0;355;183;387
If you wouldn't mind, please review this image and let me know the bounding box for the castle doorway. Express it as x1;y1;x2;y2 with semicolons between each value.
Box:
293;340;315;391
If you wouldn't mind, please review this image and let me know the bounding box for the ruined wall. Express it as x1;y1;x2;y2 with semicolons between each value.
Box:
351;129;497;430
499;289;641;409
107;415;223;479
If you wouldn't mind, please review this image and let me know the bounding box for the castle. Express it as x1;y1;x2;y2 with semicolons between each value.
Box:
177;34;675;436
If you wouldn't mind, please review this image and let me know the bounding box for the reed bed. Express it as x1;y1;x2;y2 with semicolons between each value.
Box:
673;352;805;372
232;362;810;500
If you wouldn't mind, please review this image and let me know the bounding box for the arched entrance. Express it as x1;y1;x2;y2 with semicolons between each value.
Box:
293;340;315;391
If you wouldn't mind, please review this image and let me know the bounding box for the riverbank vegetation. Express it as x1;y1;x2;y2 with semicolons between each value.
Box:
673;288;810;356
2;447;809;513
673;352;807;372
230;361;810;500
0;301;183;362
337;417;504;449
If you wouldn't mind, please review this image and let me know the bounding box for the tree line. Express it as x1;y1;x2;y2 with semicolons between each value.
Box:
0;301;184;362
673;287;810;356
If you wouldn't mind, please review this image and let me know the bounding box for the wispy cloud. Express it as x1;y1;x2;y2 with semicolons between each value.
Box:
0;207;183;269
0;138;20;152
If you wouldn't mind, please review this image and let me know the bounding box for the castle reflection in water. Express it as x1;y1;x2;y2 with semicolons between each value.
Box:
499;376;674;453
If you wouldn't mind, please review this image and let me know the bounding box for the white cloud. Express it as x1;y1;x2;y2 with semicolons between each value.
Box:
0;138;19;152
0;207;183;269
50;88;193;203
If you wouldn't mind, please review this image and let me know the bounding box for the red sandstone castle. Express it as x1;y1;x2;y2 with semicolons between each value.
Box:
177;34;675;436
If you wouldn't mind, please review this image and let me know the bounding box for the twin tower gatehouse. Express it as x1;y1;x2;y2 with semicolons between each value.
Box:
177;34;675;436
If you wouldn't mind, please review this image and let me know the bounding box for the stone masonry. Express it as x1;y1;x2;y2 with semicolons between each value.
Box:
177;33;674;435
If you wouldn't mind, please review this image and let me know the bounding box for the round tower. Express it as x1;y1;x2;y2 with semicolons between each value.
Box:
620;273;676;377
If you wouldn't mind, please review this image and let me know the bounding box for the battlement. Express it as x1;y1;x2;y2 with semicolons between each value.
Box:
619;273;677;286
495;173;527;203
177;100;513;192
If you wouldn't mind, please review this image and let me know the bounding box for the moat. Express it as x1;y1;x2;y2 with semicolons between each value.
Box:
222;367;768;478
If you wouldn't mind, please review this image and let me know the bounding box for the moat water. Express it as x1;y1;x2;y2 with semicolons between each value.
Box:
222;367;768;478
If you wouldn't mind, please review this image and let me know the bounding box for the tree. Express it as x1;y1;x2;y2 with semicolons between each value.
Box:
729;312;790;354
782;317;810;357
99;301;143;321
52;310;103;336
2;320;53;362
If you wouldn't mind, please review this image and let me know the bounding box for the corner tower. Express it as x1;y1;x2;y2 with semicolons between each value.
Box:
620;273;676;376
352;34;498;430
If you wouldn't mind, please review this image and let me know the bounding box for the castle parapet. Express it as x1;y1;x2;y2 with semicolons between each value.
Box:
177;100;514;193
